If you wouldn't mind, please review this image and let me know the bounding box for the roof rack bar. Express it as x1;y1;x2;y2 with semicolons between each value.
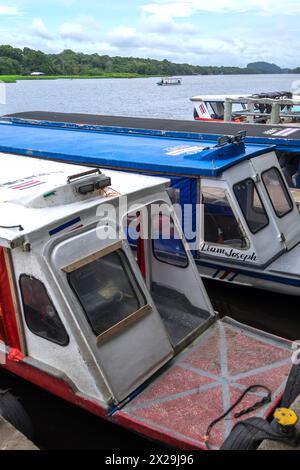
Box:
67;168;101;184
217;131;247;147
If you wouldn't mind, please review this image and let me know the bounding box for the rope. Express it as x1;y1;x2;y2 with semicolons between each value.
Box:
204;384;272;449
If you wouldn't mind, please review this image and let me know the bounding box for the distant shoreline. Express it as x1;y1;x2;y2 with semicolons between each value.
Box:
0;73;147;83
1;72;300;84
1;47;299;82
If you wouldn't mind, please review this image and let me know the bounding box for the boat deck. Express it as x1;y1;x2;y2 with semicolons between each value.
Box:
113;318;292;450
4;111;300;142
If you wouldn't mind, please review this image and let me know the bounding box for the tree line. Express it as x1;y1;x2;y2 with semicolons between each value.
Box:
0;45;296;76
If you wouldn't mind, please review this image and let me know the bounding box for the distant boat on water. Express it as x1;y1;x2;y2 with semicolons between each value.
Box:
157;77;182;86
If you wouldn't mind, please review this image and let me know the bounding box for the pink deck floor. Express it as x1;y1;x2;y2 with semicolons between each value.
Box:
114;318;292;450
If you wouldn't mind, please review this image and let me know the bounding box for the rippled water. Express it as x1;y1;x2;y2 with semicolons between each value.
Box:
1;74;300;119
1;73;300;449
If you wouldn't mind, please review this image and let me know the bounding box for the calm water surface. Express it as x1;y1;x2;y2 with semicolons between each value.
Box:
1;73;300;449
1;74;300;119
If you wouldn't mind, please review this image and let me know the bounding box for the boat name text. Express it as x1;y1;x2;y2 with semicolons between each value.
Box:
201;243;257;262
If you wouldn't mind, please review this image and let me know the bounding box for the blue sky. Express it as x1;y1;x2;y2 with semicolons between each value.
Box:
1;0;300;67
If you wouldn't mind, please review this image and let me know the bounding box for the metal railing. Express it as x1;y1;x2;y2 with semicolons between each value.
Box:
224;97;300;124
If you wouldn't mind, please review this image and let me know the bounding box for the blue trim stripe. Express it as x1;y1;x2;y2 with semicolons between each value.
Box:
213;269;221;279
49;217;81;236
197;259;300;288
229;273;239;282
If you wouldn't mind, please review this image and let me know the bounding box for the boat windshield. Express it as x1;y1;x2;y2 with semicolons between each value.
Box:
202;187;248;249
205;101;246;119
234;179;269;234
262;167;293;218
205;102;224;119
68;249;146;337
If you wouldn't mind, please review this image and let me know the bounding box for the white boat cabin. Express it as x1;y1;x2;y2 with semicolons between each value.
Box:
1;121;300;296
0;153;295;450
0;153;214;406
191;92;300;124
157;77;182;86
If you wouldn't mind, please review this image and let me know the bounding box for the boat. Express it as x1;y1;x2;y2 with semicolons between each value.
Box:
2;115;300;297
191;92;300;125
157;77;182;86
0;153;295;450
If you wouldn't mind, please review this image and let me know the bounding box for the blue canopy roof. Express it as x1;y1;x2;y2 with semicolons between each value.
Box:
0;121;275;177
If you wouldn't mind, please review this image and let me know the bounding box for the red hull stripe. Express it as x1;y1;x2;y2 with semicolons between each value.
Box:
114;412;206;451
220;271;230;280
69;224;84;232
2;356;108;419
0;248;21;350
12;180;43;190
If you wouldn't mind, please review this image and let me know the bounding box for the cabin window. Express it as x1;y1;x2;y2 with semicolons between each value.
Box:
205;102;224;120
152;214;189;268
19;275;69;346
262;167;293;218
234;179;269;234
202;187;247;249
68;250;146;337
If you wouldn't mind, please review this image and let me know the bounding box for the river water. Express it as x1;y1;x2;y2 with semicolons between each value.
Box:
1;74;300;119
1;73;300;449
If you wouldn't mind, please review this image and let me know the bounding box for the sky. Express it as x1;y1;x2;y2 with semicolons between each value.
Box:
0;0;300;67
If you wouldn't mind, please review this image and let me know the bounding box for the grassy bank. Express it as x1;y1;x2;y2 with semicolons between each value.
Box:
0;73;145;83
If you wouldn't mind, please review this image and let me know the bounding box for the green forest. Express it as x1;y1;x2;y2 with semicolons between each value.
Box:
0;45;297;81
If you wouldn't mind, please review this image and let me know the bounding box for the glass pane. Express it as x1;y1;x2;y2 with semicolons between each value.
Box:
20;275;69;346
234;179;269;234
152;214;188;268
202;187;247;249
68;250;145;336
262;168;293;217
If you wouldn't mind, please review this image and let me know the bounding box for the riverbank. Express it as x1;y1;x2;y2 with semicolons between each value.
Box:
0;73;144;83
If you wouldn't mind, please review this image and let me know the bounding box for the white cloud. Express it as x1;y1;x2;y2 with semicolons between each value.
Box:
60;22;92;42
141;0;300;18
74;16;100;30
107;26;139;47
1;0;300;68
32;18;53;40
142;2;194;18
0;5;21;15
141;13;196;34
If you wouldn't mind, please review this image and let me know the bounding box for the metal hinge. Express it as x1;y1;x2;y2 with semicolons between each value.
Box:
279;233;287;244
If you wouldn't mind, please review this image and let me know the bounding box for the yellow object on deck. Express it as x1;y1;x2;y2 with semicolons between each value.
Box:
274;408;299;429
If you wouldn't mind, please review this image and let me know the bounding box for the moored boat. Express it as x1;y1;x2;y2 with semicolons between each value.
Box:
157;77;182;86
2;117;300;297
0;153;295;450
191;92;300;125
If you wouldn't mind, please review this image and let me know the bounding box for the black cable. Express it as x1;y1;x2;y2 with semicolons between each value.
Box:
204;384;272;448
0;224;24;231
